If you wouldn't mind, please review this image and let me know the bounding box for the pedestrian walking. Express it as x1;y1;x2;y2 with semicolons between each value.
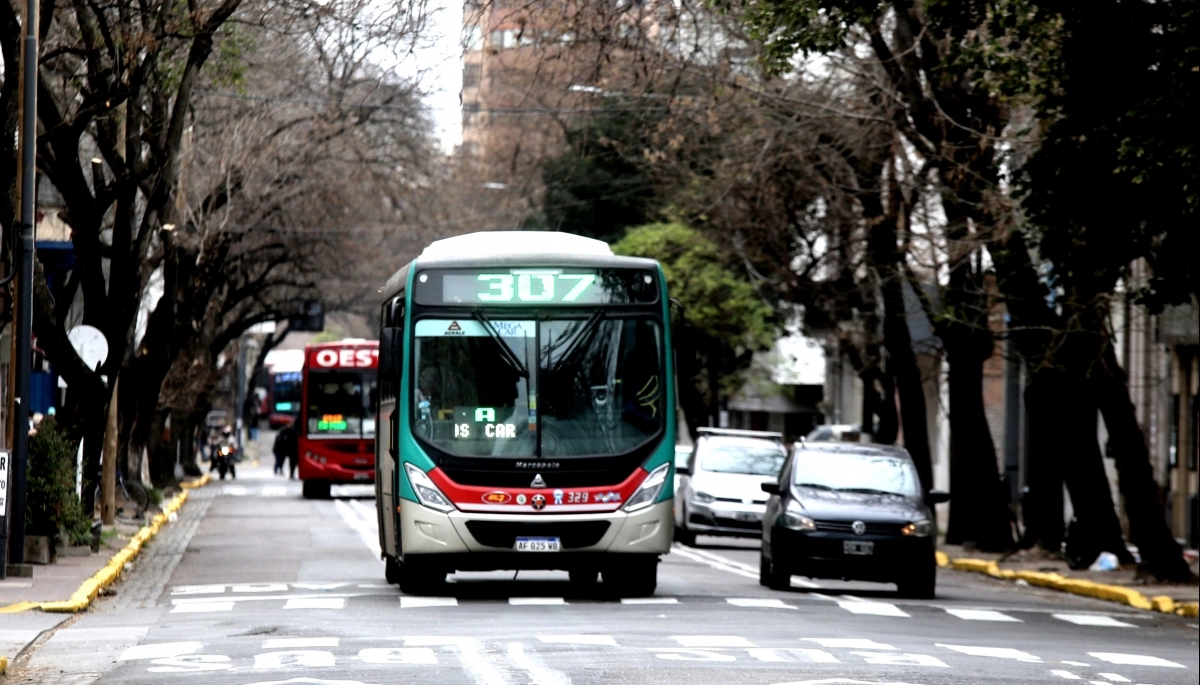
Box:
272;424;291;475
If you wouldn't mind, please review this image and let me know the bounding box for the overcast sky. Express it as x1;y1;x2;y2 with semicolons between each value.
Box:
411;0;464;152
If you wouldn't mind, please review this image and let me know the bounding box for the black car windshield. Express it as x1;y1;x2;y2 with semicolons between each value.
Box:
306;370;377;437
792;452;920;496
699;440;786;476
412;316;663;457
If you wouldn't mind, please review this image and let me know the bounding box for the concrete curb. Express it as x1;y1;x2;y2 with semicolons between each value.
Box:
1;473;212;615
936;551;1200;619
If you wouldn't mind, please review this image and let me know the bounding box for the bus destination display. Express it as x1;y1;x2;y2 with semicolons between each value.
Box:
414;268;658;306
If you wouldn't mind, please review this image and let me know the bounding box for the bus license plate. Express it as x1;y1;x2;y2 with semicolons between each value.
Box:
843;540;874;556
515;537;561;552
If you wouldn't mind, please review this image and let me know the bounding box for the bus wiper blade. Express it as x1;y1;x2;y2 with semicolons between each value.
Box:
547;309;605;375
472;310;529;378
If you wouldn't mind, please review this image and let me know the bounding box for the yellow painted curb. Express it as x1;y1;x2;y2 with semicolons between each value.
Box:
946;556;1197;616
4;474;210;615
0;654;8;674
1176;601;1199;618
935;551;950;568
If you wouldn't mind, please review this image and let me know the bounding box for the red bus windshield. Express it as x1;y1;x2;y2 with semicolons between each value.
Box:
303;344;379;439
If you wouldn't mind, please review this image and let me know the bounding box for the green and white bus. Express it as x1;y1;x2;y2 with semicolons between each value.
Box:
374;231;676;596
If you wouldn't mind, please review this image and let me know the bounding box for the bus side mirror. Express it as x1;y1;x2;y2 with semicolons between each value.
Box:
380;327;401;379
926;489;950;505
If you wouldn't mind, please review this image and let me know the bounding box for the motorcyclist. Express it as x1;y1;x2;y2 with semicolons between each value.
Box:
214;425;238;480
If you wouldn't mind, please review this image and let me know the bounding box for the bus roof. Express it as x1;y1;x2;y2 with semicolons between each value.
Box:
264;348;304;373
420;231;612;259
381;231;658;300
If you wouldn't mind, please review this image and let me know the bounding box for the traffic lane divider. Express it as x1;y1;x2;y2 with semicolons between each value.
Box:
939;552;1200;618
0;474;211;615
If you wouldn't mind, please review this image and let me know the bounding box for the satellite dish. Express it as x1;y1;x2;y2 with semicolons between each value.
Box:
68;325;109;371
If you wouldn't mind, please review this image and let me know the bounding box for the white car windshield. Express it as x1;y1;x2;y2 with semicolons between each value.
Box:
699;440;786;476
793;452;920;497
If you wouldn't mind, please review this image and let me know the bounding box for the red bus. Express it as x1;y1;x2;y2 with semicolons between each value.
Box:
299;339;379;499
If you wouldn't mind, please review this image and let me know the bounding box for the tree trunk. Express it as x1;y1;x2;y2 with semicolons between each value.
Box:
944;345;1014;550
1094;345;1192;581
1019;368;1067;551
881;274;933;491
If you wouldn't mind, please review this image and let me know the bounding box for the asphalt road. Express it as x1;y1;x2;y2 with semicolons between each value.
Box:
11;462;1199;685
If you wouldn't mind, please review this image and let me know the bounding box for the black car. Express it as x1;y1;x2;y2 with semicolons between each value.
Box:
759;442;949;598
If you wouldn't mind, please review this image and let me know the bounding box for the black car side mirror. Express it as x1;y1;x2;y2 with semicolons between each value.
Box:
926;489;950;505
761;482;781;495
676;465;690;476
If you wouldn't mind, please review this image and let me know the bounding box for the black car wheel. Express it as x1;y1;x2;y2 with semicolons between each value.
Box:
761;550;792;591
675;524;697;547
897;563;936;599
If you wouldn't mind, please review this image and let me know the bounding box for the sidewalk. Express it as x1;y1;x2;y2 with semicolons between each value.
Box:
940;543;1200;612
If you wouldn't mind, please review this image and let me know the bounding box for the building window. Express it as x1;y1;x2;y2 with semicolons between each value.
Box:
462;102;481;127
463;24;482;51
463;63;481;88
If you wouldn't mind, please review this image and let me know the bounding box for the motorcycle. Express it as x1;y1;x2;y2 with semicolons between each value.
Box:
214;445;238;480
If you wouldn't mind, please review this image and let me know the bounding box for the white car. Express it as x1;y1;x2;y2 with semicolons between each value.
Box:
674;429;786;546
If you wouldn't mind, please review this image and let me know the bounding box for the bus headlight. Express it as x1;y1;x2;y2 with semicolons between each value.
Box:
404;463;455;513
623;463;671;513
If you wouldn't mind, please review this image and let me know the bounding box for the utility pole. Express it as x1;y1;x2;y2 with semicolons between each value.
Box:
4;0;39;579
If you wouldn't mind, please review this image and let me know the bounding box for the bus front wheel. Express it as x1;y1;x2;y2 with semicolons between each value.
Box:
302;480;331;500
603;556;658;597
398;557;446;595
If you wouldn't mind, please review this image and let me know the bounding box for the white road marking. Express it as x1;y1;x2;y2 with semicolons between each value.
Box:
675;547;824;589
803;638;896;650
359;647;438;664
670;545;759;580
620;597;679;604
726;597;796;609
1088;653;1185;668
538;635;618;646
262;486;287;496
405;637;506;685
791;649;841;663
401;596;458;608
767;680;921;685
1051;671;1082;679
852;652;948;667
334;499;383;562
236;679;384;685
509;597;566;605
119;642;202;660
171;601;234;613
264;638;339;649
234;583;289;593
651;649;737;662
222;486;248;496
284;598;346;609
1055;614;1136;628
148;655;232;672
1097;675;1131;683
935;644;1041;662
292;583;353;590
672;635;755;648
173;592;365;605
837;601;909;617
1062;661;1091;666
508;642;571;685
253;650;337;669
172;584;227;595
748;648;790;662
945;609;1022;622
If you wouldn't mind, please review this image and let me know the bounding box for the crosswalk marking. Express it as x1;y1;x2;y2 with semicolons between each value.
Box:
726;597;796;609
171;601;233;613
263;637;338;648
672;635;755;648
936;644;1041;662
803;638;895;650
1051;669;1082;679
119;642;202;660
837;600;909;617
284;597;345;609
620;597;678;604
538;635;619;646
1097;674;1131;682
509;597;565;605
946;609;1022;622
1088;652;1184;668
402;596;458;608
1055;614;1136;628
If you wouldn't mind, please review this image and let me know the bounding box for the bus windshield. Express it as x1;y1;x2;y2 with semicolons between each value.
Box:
306;370;378;437
273;372;302;413
412;316;663;457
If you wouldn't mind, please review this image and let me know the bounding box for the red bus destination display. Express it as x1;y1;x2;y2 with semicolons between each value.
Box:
414;268;658;306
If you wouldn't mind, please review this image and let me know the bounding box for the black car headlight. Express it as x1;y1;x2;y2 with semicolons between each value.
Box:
901;519;934;537
781;500;816;531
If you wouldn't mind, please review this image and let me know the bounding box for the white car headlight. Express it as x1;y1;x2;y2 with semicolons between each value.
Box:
404;463;455;513
623;462;672;512
692;490;716;504
901;519;934;537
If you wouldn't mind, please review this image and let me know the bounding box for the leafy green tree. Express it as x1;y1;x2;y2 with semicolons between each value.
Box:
532;106;658;244
27;419;90;545
613;223;776;433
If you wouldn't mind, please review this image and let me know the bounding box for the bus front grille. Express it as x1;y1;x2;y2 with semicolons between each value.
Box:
464;521;611;549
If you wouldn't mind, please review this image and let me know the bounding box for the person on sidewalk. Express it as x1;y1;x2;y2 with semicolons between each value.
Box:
275;423;299;480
